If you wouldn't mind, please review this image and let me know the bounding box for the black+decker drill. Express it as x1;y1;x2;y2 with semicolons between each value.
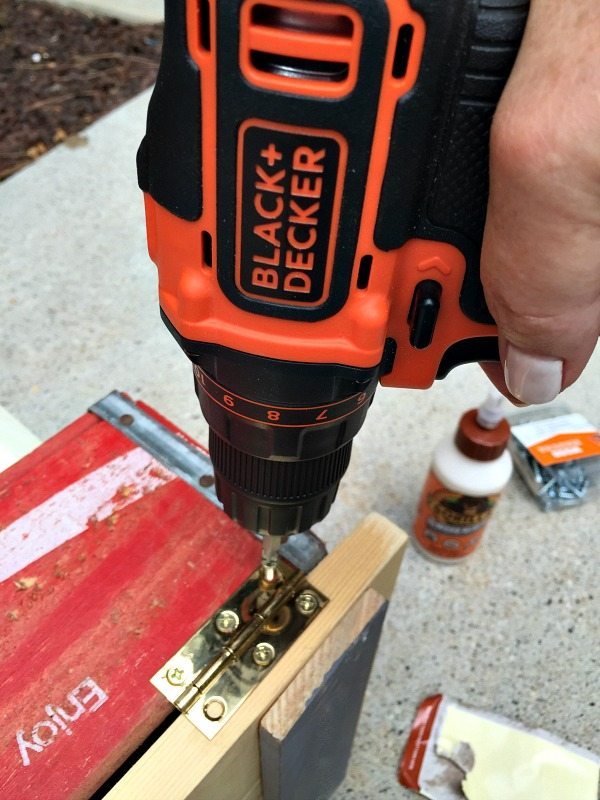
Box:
137;0;529;572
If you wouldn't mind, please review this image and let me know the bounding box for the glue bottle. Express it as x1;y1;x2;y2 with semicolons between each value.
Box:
413;389;512;562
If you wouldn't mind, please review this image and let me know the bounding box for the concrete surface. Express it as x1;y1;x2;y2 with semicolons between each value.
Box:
33;0;163;24
1;91;598;797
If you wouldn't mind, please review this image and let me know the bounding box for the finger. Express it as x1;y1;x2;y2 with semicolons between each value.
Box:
481;0;600;405
482;146;600;403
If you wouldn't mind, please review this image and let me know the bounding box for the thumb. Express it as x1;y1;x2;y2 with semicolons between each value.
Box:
481;0;600;405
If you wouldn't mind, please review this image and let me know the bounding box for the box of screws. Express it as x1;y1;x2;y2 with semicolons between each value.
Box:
509;405;600;511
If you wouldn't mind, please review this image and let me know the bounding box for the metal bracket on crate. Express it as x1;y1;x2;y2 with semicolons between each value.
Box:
89;390;220;504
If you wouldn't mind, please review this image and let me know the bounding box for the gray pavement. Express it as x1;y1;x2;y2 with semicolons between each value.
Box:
32;0;163;23
1;91;598;797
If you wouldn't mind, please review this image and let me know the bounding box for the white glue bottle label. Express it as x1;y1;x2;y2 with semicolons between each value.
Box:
413;389;512;562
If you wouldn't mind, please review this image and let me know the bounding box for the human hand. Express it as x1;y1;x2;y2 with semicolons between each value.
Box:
481;0;600;405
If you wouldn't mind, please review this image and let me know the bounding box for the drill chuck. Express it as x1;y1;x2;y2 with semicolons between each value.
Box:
209;430;352;536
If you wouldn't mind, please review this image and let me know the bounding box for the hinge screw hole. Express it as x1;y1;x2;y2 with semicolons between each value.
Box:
203;696;227;721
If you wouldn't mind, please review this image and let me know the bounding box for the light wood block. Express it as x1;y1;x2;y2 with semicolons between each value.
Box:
260;588;387;800
0;406;40;471
106;513;407;800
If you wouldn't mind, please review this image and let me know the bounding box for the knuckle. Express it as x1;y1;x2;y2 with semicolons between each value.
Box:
487;290;570;338
492;302;598;355
491;106;555;177
491;92;600;185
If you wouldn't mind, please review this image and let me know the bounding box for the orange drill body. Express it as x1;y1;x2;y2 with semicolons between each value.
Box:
139;0;529;535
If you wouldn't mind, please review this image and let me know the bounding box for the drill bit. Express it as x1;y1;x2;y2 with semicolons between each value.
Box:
257;534;284;608
260;534;283;585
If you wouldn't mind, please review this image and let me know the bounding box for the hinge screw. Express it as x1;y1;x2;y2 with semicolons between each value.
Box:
214;609;240;635
252;641;276;667
295;591;319;616
166;666;186;686
203;696;227;722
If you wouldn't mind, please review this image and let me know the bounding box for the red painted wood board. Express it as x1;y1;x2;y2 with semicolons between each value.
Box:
0;404;261;800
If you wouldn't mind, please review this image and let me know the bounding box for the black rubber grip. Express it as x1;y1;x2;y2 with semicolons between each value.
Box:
210;431;352;502
209;430;352;535
137;0;202;222
375;0;529;324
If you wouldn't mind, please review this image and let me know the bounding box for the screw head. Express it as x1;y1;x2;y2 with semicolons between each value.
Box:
166;666;186;686
295;591;319;616
203;696;227;721
214;609;240;635
252;641;276;667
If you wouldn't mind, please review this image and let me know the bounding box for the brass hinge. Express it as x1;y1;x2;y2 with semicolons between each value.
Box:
151;560;327;738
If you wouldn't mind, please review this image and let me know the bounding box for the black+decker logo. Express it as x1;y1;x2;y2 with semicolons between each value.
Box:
236;121;346;307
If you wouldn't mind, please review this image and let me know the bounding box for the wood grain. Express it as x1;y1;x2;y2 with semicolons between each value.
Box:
106;513;408;800
260;588;387;800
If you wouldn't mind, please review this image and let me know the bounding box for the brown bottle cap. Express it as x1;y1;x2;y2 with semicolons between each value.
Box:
454;409;510;461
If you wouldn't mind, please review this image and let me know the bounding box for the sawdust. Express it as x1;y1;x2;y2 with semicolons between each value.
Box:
107;512;119;528
13;576;39;591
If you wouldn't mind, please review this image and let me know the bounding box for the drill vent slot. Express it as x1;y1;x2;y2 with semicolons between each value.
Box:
356;254;372;290
392;24;414;79
202;231;213;268
251;5;354;37
198;0;211;52
250;52;348;84
241;1;363;97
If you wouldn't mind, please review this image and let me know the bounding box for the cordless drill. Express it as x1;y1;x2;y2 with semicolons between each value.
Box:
138;0;528;578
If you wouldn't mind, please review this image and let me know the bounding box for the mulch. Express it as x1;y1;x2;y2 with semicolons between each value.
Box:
0;0;163;180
